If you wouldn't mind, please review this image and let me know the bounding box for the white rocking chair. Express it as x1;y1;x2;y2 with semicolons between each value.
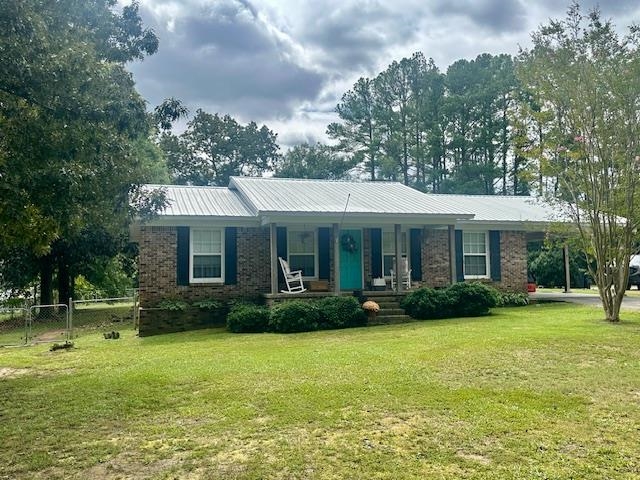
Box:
278;257;307;294
390;257;412;291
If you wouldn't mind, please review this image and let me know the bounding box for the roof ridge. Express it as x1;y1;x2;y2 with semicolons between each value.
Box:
230;176;402;185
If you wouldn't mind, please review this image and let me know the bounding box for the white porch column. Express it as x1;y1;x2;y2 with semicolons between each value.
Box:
333;223;340;294
395;223;403;293
270;223;278;295
448;225;456;284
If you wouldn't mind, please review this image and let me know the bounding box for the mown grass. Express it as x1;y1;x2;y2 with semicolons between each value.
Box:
0;304;639;479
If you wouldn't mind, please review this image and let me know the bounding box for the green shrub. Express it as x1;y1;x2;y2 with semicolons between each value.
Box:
316;296;367;329
226;303;271;333
496;292;530;307
157;298;189;311
400;287;451;319
269;301;321;333
445;282;498;317
401;282;498;320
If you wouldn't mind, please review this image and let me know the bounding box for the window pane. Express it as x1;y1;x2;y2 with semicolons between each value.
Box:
383;232;394;252
193;230;221;254
464;255;486;276
383;255;394;276
289;230;315;254
463;232;486;254
290;254;315;276
383;231;407;255
193;255;221;279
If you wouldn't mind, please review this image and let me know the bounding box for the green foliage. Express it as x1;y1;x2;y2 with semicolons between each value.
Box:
445;282;498;317
401;282;498;319
192;299;224;311
74;275;104;300
316;296;367;330
496;292;530;307
275;143;356;180
527;242;591;288
226;303;271;333
400;287;450;319
516;3;640;321
0;0;166;305
161;110;280;186
268;301;322;333
329;51;521;193
157;299;190;312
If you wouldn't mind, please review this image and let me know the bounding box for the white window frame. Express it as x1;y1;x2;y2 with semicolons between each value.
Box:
382;230;409;279
462;231;490;279
189;228;225;284
287;228;318;280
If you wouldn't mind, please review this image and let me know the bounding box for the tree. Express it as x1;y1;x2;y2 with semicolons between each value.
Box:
275;143;357;180
162;110;279;186
328;78;383;181
517;2;640;321
0;0;164;304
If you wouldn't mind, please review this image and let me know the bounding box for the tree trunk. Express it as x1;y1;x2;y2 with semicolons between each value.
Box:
40;255;54;305
57;253;71;306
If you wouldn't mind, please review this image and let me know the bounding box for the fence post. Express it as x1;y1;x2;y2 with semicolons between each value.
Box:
68;297;73;342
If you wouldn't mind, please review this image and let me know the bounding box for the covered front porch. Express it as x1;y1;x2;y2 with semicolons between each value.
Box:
266;222;460;296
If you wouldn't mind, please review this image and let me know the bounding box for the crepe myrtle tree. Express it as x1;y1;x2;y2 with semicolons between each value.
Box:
517;2;640;321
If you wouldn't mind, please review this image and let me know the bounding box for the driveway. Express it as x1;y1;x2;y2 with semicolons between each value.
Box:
530;291;640;311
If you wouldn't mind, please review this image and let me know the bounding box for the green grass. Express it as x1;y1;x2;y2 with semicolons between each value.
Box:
1;304;639;479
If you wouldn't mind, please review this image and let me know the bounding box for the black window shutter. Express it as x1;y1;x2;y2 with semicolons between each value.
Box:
455;230;464;282
176;227;190;286
225;227;238;285
318;227;330;280
276;227;287;284
370;228;382;278
410;228;422;281
489;230;501;281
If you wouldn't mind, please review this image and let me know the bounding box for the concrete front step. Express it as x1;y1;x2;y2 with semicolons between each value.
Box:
378;308;406;316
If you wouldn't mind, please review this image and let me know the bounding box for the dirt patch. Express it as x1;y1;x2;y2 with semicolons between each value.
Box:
33;329;67;343
0;367;30;379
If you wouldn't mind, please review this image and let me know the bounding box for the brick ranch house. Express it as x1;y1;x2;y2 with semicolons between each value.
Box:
132;177;554;335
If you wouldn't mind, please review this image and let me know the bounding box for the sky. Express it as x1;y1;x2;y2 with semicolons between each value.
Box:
127;0;640;149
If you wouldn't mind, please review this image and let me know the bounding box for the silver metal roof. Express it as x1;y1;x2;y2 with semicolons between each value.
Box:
143;179;559;225
429;193;557;223
147;185;255;217
229;177;473;217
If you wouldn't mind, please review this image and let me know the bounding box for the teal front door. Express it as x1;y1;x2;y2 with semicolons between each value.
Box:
340;229;363;290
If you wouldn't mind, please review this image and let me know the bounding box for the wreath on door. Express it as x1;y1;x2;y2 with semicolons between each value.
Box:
341;233;358;253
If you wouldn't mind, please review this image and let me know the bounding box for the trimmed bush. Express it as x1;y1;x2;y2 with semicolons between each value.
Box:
316;296;367;329
401;282;498;320
269;301;322;333
226;303;271;333
496;292;530;307
400;287;451;319
445;282;498;317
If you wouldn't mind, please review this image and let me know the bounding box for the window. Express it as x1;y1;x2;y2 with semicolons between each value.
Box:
288;229;317;277
190;229;224;283
463;231;489;278
382;231;408;277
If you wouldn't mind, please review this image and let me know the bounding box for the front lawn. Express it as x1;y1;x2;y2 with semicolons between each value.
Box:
0;304;639;479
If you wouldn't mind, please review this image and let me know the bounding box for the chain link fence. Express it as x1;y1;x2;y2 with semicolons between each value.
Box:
28;304;70;345
71;295;137;331
0;292;138;347
0;308;30;346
